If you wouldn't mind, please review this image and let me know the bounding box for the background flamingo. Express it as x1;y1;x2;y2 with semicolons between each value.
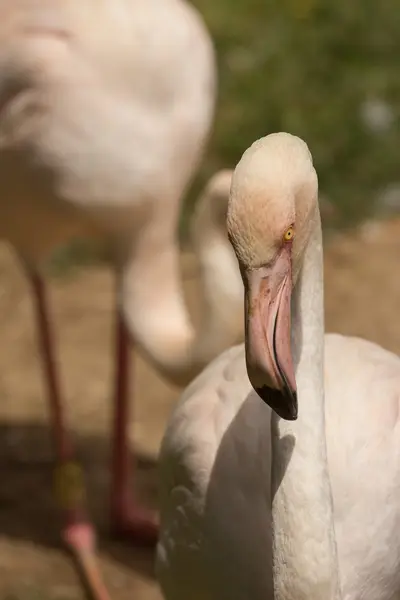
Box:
0;0;244;597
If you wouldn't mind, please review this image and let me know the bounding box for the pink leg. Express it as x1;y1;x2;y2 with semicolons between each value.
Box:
28;269;111;600
109;303;159;546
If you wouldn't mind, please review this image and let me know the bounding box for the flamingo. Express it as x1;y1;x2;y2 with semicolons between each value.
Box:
0;1;243;597
156;132;400;600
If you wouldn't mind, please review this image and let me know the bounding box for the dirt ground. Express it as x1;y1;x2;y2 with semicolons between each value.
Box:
0;217;399;600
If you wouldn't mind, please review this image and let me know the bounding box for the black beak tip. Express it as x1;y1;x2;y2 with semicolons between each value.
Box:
255;386;298;421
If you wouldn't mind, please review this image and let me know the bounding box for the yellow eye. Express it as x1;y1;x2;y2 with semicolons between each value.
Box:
283;226;295;242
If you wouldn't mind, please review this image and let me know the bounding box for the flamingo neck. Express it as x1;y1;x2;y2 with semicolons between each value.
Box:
118;193;243;386
270;211;341;600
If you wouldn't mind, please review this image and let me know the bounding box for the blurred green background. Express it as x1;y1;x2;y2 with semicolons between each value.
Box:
52;0;400;273
188;0;400;226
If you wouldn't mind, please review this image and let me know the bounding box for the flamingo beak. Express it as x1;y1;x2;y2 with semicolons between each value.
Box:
244;245;297;420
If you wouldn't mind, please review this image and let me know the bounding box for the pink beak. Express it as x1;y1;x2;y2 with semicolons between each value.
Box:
244;245;297;420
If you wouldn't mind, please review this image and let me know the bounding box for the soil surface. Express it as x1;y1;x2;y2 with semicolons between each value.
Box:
0;217;399;600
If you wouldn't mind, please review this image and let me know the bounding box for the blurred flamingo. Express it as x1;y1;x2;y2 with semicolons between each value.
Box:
0;0;243;597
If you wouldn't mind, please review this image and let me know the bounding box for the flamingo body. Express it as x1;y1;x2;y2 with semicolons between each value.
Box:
0;0;215;262
157;334;400;600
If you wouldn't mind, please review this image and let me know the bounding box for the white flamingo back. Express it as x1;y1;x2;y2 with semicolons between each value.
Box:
0;0;215;261
157;333;400;600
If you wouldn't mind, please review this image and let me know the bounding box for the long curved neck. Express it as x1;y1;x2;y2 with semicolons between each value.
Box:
118;195;243;387
270;211;341;600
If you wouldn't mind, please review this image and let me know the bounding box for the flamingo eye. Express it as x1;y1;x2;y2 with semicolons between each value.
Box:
283;226;295;242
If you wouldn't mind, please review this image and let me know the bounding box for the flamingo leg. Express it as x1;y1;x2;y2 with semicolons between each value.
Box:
109;301;158;546
28;269;111;600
